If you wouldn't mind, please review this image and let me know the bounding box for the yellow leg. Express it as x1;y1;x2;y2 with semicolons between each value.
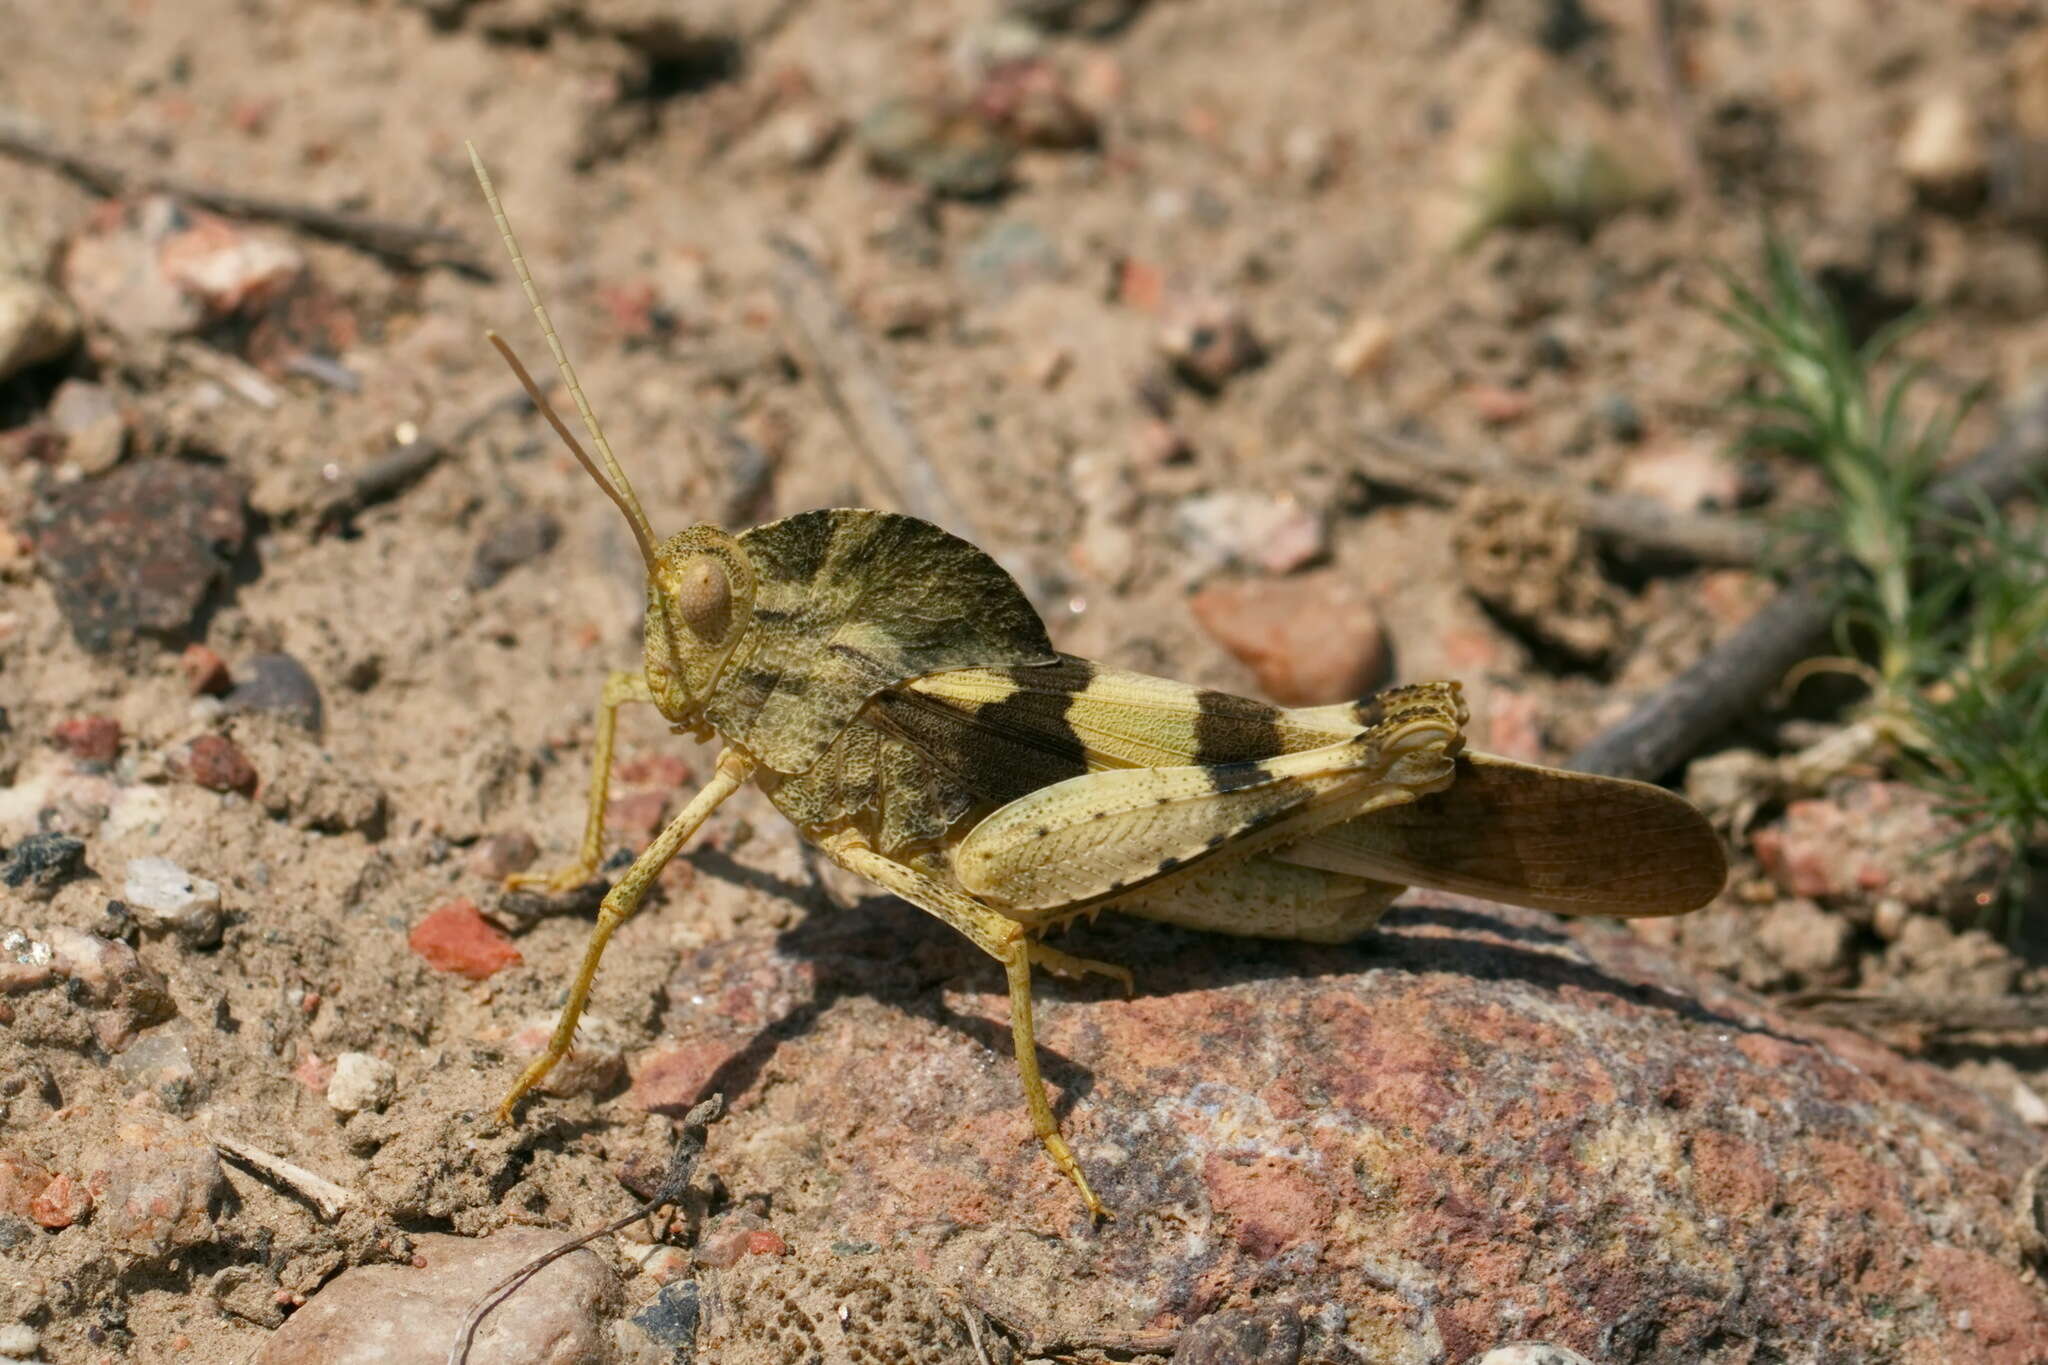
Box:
499;746;756;1121
824;835;1127;1220
508;670;655;896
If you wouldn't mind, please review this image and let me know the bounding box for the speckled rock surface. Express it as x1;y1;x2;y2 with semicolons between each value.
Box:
647;897;2048;1365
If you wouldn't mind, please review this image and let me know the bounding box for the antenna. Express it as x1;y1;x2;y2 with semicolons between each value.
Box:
466;142;660;571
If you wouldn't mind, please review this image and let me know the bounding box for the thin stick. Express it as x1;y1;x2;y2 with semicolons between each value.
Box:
465;143;660;568
1356;425;1768;566
314;384;540;525
1785;990;2048;1041
767;233;978;541
211;1135;355;1221
0;108;482;272
1644;0;1706;201
1569;382;2048;780
448;1095;725;1365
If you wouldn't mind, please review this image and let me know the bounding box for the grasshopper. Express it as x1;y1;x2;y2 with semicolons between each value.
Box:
467;147;1727;1219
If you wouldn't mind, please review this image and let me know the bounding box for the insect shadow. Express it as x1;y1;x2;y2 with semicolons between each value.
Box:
676;847;1785;1136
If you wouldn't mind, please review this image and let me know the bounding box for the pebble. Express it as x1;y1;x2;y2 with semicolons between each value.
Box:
173;733;259;796
468;831;539;881
468;510;562;591
326;1051;397;1116
0;1152;52;1222
40;925;175;1050
1898;91;1986;195
47;378;127;475
409;898;522;980
631;1282;701;1357
1475;1347;1595;1365
1172;491;1328;577
93;1124;228;1256
113;1031;199;1107
1617;438;1741;512
1190;572;1390;705
180;643;233;696
0;1323;38;1359
21;459;248;654
1467;384;1532;425
1751;783;2005;920
225;652;323;732
1158;294;1263;393
64;196;305;342
29;1171;90;1230
509;1013;625;1098
1176;1305;1302;1364
1595;391;1644;443
50;714;121;764
252;1229;615;1365
629;1038;745;1118
1330;312;1394;380
0;276;79;383
959;217;1063;301
123;855;226;949
1753;898;1853;985
857;96;1014;199
973;58;1098;150
0;834;86;901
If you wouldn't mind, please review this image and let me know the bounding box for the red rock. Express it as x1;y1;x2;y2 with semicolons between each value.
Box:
1754;784;2005;918
629;1039;744;1117
605;790;672;841
92;1125;226;1255
174;733;258;796
1159;295;1263;394
0;1152;52;1222
292;1049;334;1094
50;714;120;763
660;917;2048;1362
743;1229;789;1256
615;754;694;789
179;643;232;696
1189;572;1389;705
1467;383;1532;424
408;899;521;981
1117;257;1165;313
29;1171;90;1230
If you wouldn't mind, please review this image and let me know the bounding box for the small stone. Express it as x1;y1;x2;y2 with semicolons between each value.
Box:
42;925;175;1050
1467;383;1532;425
409;898;521;980
1159;294;1263;393
50;713;121;763
1595;391;1644;443
0;1153;52;1222
468;511;562;591
1751;783;2006;919
2011;1082;2048;1128
1172;491;1328;577
93;1125;227;1256
123;856;226;948
695;1210;779;1269
510;1012;625;1098
974;58;1098;150
180;643;232;696
21;459;248;653
29;1170;90;1230
1617;438;1741;513
255;1229;615;1365
631;1282;701;1356
468;832;539;881
1898;92;1986;196
224;652;323;732
327;1052;397;1116
630;1038;744;1117
1330;312;1394;379
47;378;127;475
1190;572;1390;705
0;1323;39;1359
1754;899;1853;985
959;217;1063;301
1475;1346;1595;1365
858;96;1014;199
1177;1304;1302;1365
0;277;79;383
112;1030;199;1106
173;734;259;796
0;834;86;900
764;104;845;170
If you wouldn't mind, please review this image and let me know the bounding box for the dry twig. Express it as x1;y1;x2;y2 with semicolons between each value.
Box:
211;1134;355;1221
1569;383;2048;781
315;384;541;526
0;107;485;273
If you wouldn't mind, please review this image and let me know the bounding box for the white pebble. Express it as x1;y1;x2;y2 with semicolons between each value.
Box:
0;1323;38;1359
1475;1346;1594;1365
122;856;224;947
326;1052;396;1116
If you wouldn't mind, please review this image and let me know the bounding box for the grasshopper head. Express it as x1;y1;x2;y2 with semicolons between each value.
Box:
643;527;757;729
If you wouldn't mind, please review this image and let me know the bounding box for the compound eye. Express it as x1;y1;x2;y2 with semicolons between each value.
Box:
675;557;732;642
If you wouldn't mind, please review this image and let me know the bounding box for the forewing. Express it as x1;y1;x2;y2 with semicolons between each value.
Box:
1275;751;1728;916
711;510;1056;773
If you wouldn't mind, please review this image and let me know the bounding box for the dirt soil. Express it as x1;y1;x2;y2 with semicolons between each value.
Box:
5;0;2048;1361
